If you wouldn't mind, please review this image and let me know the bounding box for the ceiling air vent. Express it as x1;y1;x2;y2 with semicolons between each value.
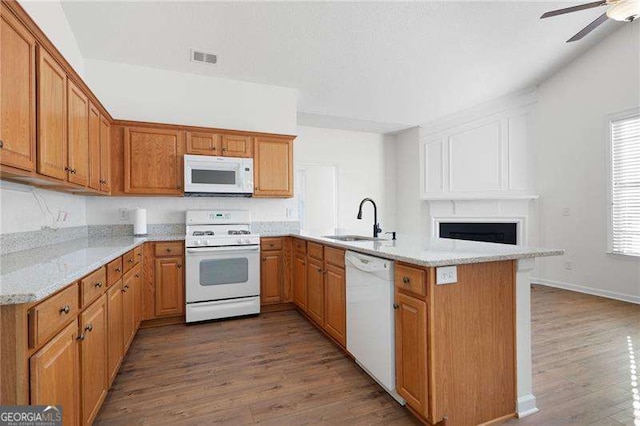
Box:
191;49;217;65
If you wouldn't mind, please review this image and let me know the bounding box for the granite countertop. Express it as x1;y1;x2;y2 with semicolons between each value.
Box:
0;234;184;305
288;232;564;268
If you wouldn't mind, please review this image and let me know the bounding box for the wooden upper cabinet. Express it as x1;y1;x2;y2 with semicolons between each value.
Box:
0;5;36;172
30;320;80;426
186;131;221;156
221;134;253;158
99;116;111;193
67;80;89;186
37;47;67;180
124;127;184;194
88;103;101;190
254;136;293;198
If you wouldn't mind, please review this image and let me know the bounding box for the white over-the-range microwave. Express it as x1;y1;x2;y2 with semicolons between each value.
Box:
183;154;254;196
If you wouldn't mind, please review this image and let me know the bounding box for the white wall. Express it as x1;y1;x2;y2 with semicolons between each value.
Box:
533;24;640;303
18;0;85;76
295;126;396;236
0;182;87;234
393;127;430;237
83;59;298;135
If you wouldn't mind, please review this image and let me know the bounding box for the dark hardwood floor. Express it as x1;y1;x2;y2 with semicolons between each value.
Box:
96;285;639;425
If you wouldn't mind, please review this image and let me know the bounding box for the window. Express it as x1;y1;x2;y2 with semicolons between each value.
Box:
609;111;640;256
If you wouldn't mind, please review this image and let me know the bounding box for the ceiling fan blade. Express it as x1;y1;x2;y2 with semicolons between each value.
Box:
540;0;607;19
567;12;609;42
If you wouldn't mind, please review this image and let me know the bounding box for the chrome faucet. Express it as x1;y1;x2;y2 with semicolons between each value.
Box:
357;198;382;238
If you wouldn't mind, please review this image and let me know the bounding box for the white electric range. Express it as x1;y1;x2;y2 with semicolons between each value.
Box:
185;210;260;323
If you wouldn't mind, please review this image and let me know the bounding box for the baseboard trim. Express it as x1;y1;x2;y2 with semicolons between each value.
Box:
516;394;539;418
532;278;640;305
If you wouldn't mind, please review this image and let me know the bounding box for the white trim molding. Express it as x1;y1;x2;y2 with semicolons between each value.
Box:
516;258;538;418
533;278;640;305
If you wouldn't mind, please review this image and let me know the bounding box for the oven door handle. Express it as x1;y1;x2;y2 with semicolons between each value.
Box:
187;246;260;253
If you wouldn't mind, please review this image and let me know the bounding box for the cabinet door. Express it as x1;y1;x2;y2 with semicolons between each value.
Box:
292;253;307;311
88;103;101;190
395;291;428;419
306;258;324;325
37;47;67;180
221;134;253;158
107;281;123;385
99;116;111;193
186;131;221;156
261;251;283;304
122;271;136;352
79;294;108;426
0;6;36;171
124;127;184;194
67;80;89;185
253;137;293;197
155;257;184;317
30;320;79;426
133;266;143;327
324;264;346;346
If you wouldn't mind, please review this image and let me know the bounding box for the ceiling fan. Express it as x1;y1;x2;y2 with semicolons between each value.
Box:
541;0;640;42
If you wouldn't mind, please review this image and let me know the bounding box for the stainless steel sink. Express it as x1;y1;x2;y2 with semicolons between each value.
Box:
323;235;380;242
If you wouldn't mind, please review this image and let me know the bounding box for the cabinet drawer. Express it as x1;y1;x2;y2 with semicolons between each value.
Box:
293;238;307;254
261;237;283;251
80;267;106;308
395;264;427;297
155;242;183;257
325;246;345;268
133;245;143;263
29;283;79;348
308;242;324;261
123;249;135;273
106;257;123;287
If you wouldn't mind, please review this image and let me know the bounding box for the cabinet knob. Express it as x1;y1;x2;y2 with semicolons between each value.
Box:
128;259;134;263
0;140;4;148
94;281;103;288
393;303;399;309
64;166;71;172
115;267;122;272
85;324;93;332
177;264;182;268
77;333;85;341
59;304;70;314
402;276;410;284
166;248;172;253
317;268;322;273
135;274;140;278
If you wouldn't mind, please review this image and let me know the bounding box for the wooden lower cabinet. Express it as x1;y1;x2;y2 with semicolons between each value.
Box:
107;280;123;384
155;257;184;317
30;320;80;426
323;264;346;346
306;257;324;325
79;294;108;425
261;250;284;304
394;290;428;419
122;271;136;352
292;252;307;311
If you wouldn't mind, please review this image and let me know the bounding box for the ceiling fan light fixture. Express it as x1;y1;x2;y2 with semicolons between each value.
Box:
606;0;640;21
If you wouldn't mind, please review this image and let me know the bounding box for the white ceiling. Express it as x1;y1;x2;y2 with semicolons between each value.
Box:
61;1;623;133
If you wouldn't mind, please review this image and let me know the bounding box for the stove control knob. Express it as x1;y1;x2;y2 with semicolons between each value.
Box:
205;239;212;246
237;238;243;244
244;238;252;244
196;239;204;246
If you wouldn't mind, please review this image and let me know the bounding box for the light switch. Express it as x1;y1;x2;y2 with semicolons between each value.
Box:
436;266;457;285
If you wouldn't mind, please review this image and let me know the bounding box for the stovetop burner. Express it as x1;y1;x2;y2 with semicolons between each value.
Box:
228;230;251;235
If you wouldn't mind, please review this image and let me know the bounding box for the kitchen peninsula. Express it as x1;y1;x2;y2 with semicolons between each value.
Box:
0;228;561;426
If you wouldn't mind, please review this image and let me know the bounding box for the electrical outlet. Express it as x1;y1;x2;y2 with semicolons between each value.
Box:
285;207;292;218
436;266;457;285
562;208;570;217
119;209;130;222
564;261;574;271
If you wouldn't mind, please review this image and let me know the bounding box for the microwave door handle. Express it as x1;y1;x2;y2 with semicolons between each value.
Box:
187;246;260;253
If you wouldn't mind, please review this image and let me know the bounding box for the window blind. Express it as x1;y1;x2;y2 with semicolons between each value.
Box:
611;113;640;256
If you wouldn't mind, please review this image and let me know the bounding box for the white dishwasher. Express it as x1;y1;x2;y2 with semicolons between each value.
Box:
345;251;405;404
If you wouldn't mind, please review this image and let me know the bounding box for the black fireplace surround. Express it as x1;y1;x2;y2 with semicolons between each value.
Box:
439;222;517;245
